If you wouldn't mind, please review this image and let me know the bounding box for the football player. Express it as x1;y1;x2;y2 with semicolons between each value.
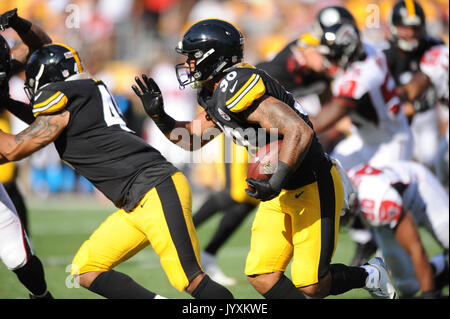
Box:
0;8;53;299
347;161;449;298
133;19;398;299
310;6;414;170
0;43;234;299
383;0;445;169
397;44;449;188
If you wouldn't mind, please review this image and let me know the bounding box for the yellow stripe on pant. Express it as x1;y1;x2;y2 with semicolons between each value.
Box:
71;172;202;291
245;165;344;287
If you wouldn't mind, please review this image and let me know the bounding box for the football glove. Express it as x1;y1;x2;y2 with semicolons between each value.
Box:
245;178;281;202
132;74;175;134
132;74;164;119
0;8;18;31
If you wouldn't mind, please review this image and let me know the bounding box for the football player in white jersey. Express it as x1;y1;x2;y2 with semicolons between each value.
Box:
310;7;414;171
397;44;449;188
308;6;415;269
347;161;449;298
0;8;53;299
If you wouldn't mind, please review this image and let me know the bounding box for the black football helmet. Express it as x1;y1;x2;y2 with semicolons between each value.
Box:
389;0;426;52
24;43;84;99
175;19;244;89
315;6;363;69
0;35;11;89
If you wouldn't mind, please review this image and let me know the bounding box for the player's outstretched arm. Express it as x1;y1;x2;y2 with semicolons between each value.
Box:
309;98;350;134
0;111;69;162
0;8;52;66
132;74;220;150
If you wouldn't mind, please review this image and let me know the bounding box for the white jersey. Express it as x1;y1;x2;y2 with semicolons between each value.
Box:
332;43;411;145
420;44;449;104
347;161;449;296
347;161;448;236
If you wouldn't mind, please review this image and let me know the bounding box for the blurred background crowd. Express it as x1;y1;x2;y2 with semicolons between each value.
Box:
0;0;449;197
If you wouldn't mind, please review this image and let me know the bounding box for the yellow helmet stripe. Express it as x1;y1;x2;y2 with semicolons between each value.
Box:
404;0;416;17
48;43;84;73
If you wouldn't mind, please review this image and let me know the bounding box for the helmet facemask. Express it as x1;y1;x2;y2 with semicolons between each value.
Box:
319;23;362;70
175;41;232;89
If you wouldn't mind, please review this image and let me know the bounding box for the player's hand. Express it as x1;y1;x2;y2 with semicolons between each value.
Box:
0;8;18;31
245;178;280;202
132;74;165;119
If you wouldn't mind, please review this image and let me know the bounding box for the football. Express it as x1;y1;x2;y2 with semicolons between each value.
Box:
247;139;282;191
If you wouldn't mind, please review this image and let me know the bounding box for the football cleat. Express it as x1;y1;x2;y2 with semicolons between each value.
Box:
201;251;237;286
363;257;398;299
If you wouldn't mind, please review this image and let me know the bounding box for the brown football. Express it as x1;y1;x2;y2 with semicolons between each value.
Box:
247;140;282;192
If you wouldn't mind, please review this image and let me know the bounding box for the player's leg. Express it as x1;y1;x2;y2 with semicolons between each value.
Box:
201;201;255;286
0;184;52;299
290;166;395;298
134;172;233;298
71;211;163;299
245;198;306;298
192;191;230;227
3;180;29;235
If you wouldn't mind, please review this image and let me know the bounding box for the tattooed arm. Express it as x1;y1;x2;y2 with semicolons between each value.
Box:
0;110;69;162
243;96;313;200
246;96;313;170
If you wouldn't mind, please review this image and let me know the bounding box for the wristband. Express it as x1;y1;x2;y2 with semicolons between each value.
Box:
269;161;292;191
10;17;32;35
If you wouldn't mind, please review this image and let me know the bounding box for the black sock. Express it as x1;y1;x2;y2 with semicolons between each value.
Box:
88;270;157;299
329;263;368;295
262;275;306;299
205;202;254;255
191;275;234;299
13;255;49;296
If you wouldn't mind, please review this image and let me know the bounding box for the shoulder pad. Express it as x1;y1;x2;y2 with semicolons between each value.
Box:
32;85;68;117
217;68;266;113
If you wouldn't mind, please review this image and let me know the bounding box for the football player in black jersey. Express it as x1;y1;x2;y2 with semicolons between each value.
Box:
384;1;444;121
0;42;234;299
133;19;398;299
0;8;53;299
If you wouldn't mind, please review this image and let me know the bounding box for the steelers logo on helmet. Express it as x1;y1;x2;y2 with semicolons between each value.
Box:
175;19;244;89
24;43;84;99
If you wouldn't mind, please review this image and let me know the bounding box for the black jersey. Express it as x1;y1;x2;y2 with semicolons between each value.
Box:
256;39;330;98
383;37;444;85
31;78;178;211
197;63;331;190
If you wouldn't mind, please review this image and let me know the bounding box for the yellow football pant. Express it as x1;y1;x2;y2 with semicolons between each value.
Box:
71;172;203;291
245;165;344;287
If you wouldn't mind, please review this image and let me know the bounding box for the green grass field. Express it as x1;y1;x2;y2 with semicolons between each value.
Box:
0;193;447;299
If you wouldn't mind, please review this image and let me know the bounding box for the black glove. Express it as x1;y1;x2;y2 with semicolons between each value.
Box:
132;74;174;134
0;8;18;31
245;178;281;202
132;74;164;118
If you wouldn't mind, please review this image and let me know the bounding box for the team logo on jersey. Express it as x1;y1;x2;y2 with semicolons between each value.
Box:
218;108;231;121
